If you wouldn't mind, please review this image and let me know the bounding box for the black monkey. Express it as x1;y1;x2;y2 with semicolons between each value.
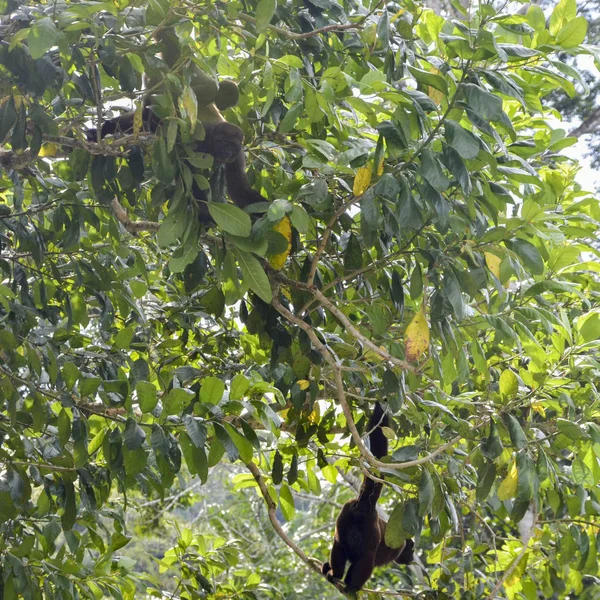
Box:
322;403;414;592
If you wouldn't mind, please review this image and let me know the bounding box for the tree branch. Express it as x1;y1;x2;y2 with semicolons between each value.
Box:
111;197;161;233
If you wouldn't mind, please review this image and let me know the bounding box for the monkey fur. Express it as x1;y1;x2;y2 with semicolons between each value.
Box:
322;403;414;592
86;27;266;219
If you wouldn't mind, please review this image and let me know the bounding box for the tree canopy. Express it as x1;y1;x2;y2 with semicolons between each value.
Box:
0;0;599;598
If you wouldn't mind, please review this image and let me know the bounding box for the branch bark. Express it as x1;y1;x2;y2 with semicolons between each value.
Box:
111;197;161;233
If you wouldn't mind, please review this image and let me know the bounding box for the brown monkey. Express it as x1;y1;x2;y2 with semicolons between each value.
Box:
322;403;414;592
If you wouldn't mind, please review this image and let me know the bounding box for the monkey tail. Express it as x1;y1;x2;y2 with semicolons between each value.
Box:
356;402;388;511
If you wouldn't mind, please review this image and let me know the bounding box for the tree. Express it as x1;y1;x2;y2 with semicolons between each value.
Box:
0;0;599;598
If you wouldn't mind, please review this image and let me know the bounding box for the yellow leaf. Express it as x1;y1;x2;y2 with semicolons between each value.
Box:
428;86;445;105
353;164;372;196
531;400;545;417
485;252;502;278
269;215;292;270
308;404;320;424
297;379;309;390
404;309;429;362
497;460;518;501
376;156;384;176
133;103;144;135
39;143;58;157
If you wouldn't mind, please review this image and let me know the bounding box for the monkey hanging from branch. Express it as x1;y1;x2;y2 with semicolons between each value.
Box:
322;402;415;593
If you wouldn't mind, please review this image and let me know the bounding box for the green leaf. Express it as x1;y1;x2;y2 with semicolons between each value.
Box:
279;103;303;134
214;423;239;462
158;205;187;247
279;484;295;521
124;418;146;450
502;413;527;449
385;502;408;548
343;233;362;273
62;362;80;390
463;83;503;121
80;376;101;400
224;424;253;463
549;0;576;36
58;409;71;447
169;239;199;274
287;453;298;485
235;250;272;303
476;461;496;502
28;17;59;59
481;420;503;459
230;373;250;401
418;469;434;516
183;415;206;448
556;17;588;49
136;381;158;413
506;238;544;275
527;5;546;32
200;376;225;404
272;450;284;484
114;327;134;350
290;205;309;234
556;418;585;441
408;66;448;94
164;388;194;415
208;202;252;237
152;135;175;184
256;0;276;32
445;120;480;160
61;479;77;531
420;148;450;192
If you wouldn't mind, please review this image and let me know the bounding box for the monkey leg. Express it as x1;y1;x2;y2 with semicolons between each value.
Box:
344;553;376;592
394;539;415;565
323;540;346;582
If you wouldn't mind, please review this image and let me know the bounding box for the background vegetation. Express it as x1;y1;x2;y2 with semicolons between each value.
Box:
0;0;599;598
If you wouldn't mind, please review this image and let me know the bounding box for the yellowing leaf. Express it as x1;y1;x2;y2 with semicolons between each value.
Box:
531;400;546;417
497;460;518;501
353;164;372;196
405;309;429;362
428;67;445;105
297;379;310;390
376;156;384;176
308;407;320;424
429;86;445;105
39;143;58;157
133;103;144;135
499;369;518;401
269;215;292;270
485;252;502;278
